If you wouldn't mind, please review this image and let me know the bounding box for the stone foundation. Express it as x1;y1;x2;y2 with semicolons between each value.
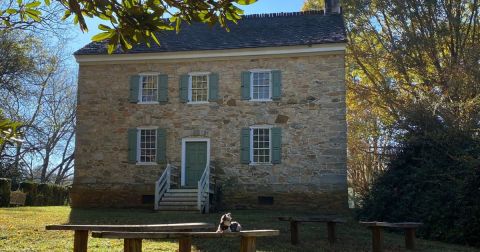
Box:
70;184;154;208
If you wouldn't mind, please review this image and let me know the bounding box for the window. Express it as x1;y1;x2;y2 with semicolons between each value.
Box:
189;74;209;103
251;127;271;164
251;71;271;100
140;75;158;103
138;128;157;163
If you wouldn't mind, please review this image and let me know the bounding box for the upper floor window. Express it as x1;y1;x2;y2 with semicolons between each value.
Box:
251;71;271;101
140;75;158;102
179;72;219;103
241;70;282;101
129;74;168;104
189;74;209;103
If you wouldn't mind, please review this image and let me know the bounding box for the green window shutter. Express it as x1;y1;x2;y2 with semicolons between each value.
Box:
241;71;251;100
156;128;167;163
179;74;189;103
271;70;282;100
129;75;140;103
208;73;219;101
127;128;137;164
240;128;251;164
158;74;168;102
271;127;282;164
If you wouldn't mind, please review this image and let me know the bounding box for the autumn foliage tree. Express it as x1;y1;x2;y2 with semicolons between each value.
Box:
304;0;480;245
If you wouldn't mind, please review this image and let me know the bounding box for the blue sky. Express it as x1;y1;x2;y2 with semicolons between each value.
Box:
71;0;305;52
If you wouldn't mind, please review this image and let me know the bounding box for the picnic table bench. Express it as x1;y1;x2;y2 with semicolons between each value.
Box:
45;223;214;252
92;229;280;252
278;216;346;245
360;221;423;252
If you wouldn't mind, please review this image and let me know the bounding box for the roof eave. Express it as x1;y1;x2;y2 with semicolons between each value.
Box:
75;43;347;64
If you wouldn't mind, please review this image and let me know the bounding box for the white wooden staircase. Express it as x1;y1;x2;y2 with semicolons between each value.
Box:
154;163;212;213
156;188;198;211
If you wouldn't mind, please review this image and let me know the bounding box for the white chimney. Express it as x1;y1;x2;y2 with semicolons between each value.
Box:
325;0;341;14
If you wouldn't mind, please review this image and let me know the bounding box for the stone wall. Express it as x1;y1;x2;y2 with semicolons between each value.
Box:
72;52;348;211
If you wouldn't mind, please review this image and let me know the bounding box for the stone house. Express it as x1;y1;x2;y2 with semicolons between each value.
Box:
71;6;347;211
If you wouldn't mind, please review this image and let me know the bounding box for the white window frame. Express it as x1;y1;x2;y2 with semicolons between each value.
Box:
188;72;210;104
136;126;158;165
249;69;272;102
138;73;160;104
249;125;273;165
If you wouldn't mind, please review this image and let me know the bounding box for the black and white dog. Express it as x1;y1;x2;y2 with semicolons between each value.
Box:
216;213;242;233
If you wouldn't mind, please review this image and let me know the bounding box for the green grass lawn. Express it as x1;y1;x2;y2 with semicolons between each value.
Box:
0;206;478;252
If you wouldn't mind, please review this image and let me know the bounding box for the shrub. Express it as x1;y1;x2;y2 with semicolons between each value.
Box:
357;112;480;247
0;178;11;207
19;182;69;206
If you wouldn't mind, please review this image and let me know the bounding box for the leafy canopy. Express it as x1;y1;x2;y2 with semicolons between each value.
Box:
0;0;257;53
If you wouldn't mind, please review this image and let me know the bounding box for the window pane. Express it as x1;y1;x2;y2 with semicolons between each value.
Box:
141;76;158;102
252;128;270;164
191;75;208;102
139;129;156;162
252;72;271;100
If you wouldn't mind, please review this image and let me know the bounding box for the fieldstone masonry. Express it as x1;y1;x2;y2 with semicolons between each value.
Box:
72;52;348;211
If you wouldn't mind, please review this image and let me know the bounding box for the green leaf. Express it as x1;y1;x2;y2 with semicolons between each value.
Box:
44;0;50;5
98;14;110;20
5;9;18;14
98;24;110;31
91;31;114;41
107;43;116;54
62;10;71;20
151;32;160;45
234;0;257;5
25;9;41;22
25;1;41;8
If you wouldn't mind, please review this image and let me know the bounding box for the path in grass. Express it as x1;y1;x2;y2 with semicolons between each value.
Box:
0;206;478;251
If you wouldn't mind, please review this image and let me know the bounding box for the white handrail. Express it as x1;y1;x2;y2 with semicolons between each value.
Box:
197;163;210;213
154;164;171;210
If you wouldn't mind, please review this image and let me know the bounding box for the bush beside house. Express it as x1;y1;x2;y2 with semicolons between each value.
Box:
19;182;69;206
357;111;480;247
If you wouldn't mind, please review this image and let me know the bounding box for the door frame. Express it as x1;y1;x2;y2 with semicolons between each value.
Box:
181;138;210;187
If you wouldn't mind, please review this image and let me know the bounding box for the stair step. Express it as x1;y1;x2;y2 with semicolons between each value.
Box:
156;205;198;211
162;197;197;202
159;201;197;206
168;189;198;193
164;192;197;197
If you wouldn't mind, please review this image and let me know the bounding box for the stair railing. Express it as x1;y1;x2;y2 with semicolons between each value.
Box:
154;164;171;210
197;163;210;213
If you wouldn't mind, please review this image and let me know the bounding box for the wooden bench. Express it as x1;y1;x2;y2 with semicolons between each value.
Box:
92;230;280;252
9;191;26;206
360;221;423;252
278;216;346;245
46;223;214;252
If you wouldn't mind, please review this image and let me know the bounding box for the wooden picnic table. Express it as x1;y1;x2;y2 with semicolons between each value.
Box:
45;223;214;252
92;229;279;252
278;216;346;245
360;221;423;252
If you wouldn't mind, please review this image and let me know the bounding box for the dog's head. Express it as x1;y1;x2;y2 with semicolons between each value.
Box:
220;213;232;226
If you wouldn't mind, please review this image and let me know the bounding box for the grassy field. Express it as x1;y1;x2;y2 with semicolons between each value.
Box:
0;206;478;252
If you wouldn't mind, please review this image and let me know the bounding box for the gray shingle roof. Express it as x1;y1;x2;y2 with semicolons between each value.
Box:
74;11;346;55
